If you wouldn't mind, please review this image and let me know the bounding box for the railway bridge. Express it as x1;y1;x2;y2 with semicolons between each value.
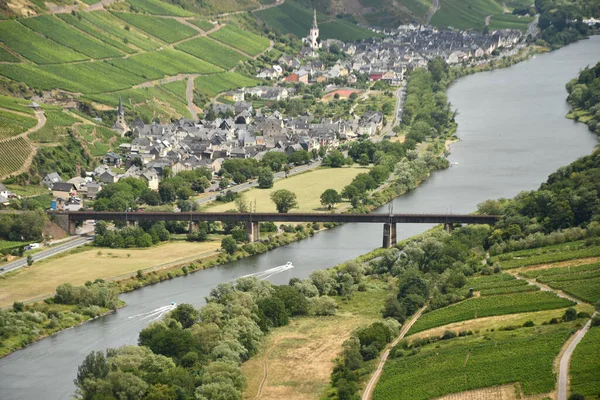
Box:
50;211;500;248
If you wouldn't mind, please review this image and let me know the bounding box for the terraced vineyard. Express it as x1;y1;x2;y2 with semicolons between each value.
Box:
374;325;574;400
0;47;19;63
111;12;198;43
430;0;504;30
467;273;539;295
28;111;79;143
175;37;248;69
0;137;32;177
493;240;600;269
570;325;600;398
0;95;35;115
209;25;270;56
407;291;575;334
57;13;137;54
189;19;214;31
194;72;259;97
20;15;123;59
0;110;37;139
126;0;194;16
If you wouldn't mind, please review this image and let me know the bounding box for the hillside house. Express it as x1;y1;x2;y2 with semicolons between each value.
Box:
52;182;77;200
42;172;62;188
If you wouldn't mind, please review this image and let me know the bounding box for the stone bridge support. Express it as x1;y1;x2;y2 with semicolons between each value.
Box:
246;221;260;243
382;223;397;248
188;221;199;234
52;213;77;235
444;223;454;232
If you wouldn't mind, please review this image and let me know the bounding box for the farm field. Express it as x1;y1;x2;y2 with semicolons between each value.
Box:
319;19;381;41
569;325;600;398
0;47;19;63
242;280;389;400
0;110;37;139
430;0;503;30
467;273;539;295
407;291;575;334
488;13;533;30
0;64;75;92
0;241;221;307
189;18;214;31
0;137;32;177
175;37;248;69
125;0;194;16
204;167;364;213
374;324;575;399
194;72;259;97
79;11;162;51
521;261;600;280
111;12;198;43
58;13;137;54
520;262;600;303
209;25;270;56
39;62;146;93
28;111;79;143
492;240;600;269
0;95;35;115
20;15;123;59
0;20;87;64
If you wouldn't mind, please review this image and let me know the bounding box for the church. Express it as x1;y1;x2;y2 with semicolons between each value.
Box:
112;96;129;136
302;9;321;57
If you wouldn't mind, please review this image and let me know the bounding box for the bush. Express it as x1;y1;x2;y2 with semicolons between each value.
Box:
523;320;535;327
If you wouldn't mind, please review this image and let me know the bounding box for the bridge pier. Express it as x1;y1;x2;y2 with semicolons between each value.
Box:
246;221;260;243
382;223;397;248
188;221;199;234
444;223;454;233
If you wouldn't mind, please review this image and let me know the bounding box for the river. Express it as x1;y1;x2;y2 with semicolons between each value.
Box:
1;37;599;400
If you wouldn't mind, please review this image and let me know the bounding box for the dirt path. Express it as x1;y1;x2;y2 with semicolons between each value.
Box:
186;75;198;120
425;0;440;25
253;337;286;400
361;304;428;400
507;271;581;304
557;312;597;400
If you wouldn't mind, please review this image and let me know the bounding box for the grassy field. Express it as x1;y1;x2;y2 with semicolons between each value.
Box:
0;137;32;177
242;280;389;400
0;20;87;64
0;110;37;139
20;15;123;59
204;167;364;213
209;24;270;57
374;324;575;399
570;325;600;398
175;37;248;69
0;241;221;307
111;12;198;43
194;72;259;97
407;291;576;335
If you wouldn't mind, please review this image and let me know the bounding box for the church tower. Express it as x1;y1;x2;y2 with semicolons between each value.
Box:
112;96;129;136
309;8;319;51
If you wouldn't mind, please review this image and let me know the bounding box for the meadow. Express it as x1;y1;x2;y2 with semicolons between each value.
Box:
209;25;270;56
194;72;258;97
569;326;600;398
175;37;248;69
0;21;87;64
0;137;32;177
58;13;137;54
111;12;197;43
204;167;364;213
374;325;575;399
0;241;221;307
407;291;575;334
0;110;37;139
20;15;123;59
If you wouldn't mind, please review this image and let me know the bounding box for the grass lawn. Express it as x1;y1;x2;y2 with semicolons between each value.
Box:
0;241;221;307
5;184;50;197
242;279;389;400
204;167;365;213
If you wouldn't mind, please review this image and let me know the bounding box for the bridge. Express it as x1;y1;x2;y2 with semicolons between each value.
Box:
50;211;500;248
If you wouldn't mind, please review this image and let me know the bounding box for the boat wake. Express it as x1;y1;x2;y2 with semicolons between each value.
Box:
126;304;176;322
240;262;294;280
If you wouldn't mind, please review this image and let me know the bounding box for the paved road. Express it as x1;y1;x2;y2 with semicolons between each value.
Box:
0;236;92;275
376;85;405;142
557;312;597;400
197;160;322;205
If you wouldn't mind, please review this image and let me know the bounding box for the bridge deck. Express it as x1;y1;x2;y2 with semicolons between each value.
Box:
52;211;500;225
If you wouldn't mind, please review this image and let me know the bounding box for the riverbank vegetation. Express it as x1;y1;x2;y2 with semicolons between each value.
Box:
566;61;600;137
535;0;600;48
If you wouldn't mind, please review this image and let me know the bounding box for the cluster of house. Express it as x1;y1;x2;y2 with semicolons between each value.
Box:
39;172;101;211
0;183;16;207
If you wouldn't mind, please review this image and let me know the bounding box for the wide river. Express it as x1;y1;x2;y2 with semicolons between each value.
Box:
1;37;599;400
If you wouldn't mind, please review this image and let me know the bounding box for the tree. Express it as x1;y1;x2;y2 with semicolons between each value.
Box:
358;153;370;167
27;255;33;266
320;189;342;209
257;167;274;189
323;150;345;168
270;189;298;213
219;178;230;190
171;304;199;329
221;237;238;254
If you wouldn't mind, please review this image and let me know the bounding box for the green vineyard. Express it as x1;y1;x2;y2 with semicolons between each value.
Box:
0;137;32;177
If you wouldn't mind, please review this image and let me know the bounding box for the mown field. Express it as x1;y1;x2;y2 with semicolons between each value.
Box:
111;12;198;43
0;20;87;64
493;240;600;269
407;291;575;334
0;137;32;177
521;262;600;303
194;72;258;97
20;15;123;59
374;324;575;399
570;325;600;398
204;167;364;213
0;110;37;139
175;37;248;69
209;24;270;56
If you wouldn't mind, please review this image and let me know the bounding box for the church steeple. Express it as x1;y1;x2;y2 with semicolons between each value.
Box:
312;8;318;30
117;95;124;117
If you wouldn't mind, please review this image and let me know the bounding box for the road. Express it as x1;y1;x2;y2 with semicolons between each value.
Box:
557;312;597;400
375;85;405;142
425;0;440;25
361;304;428;400
0;236;92;275
197;160;322;206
